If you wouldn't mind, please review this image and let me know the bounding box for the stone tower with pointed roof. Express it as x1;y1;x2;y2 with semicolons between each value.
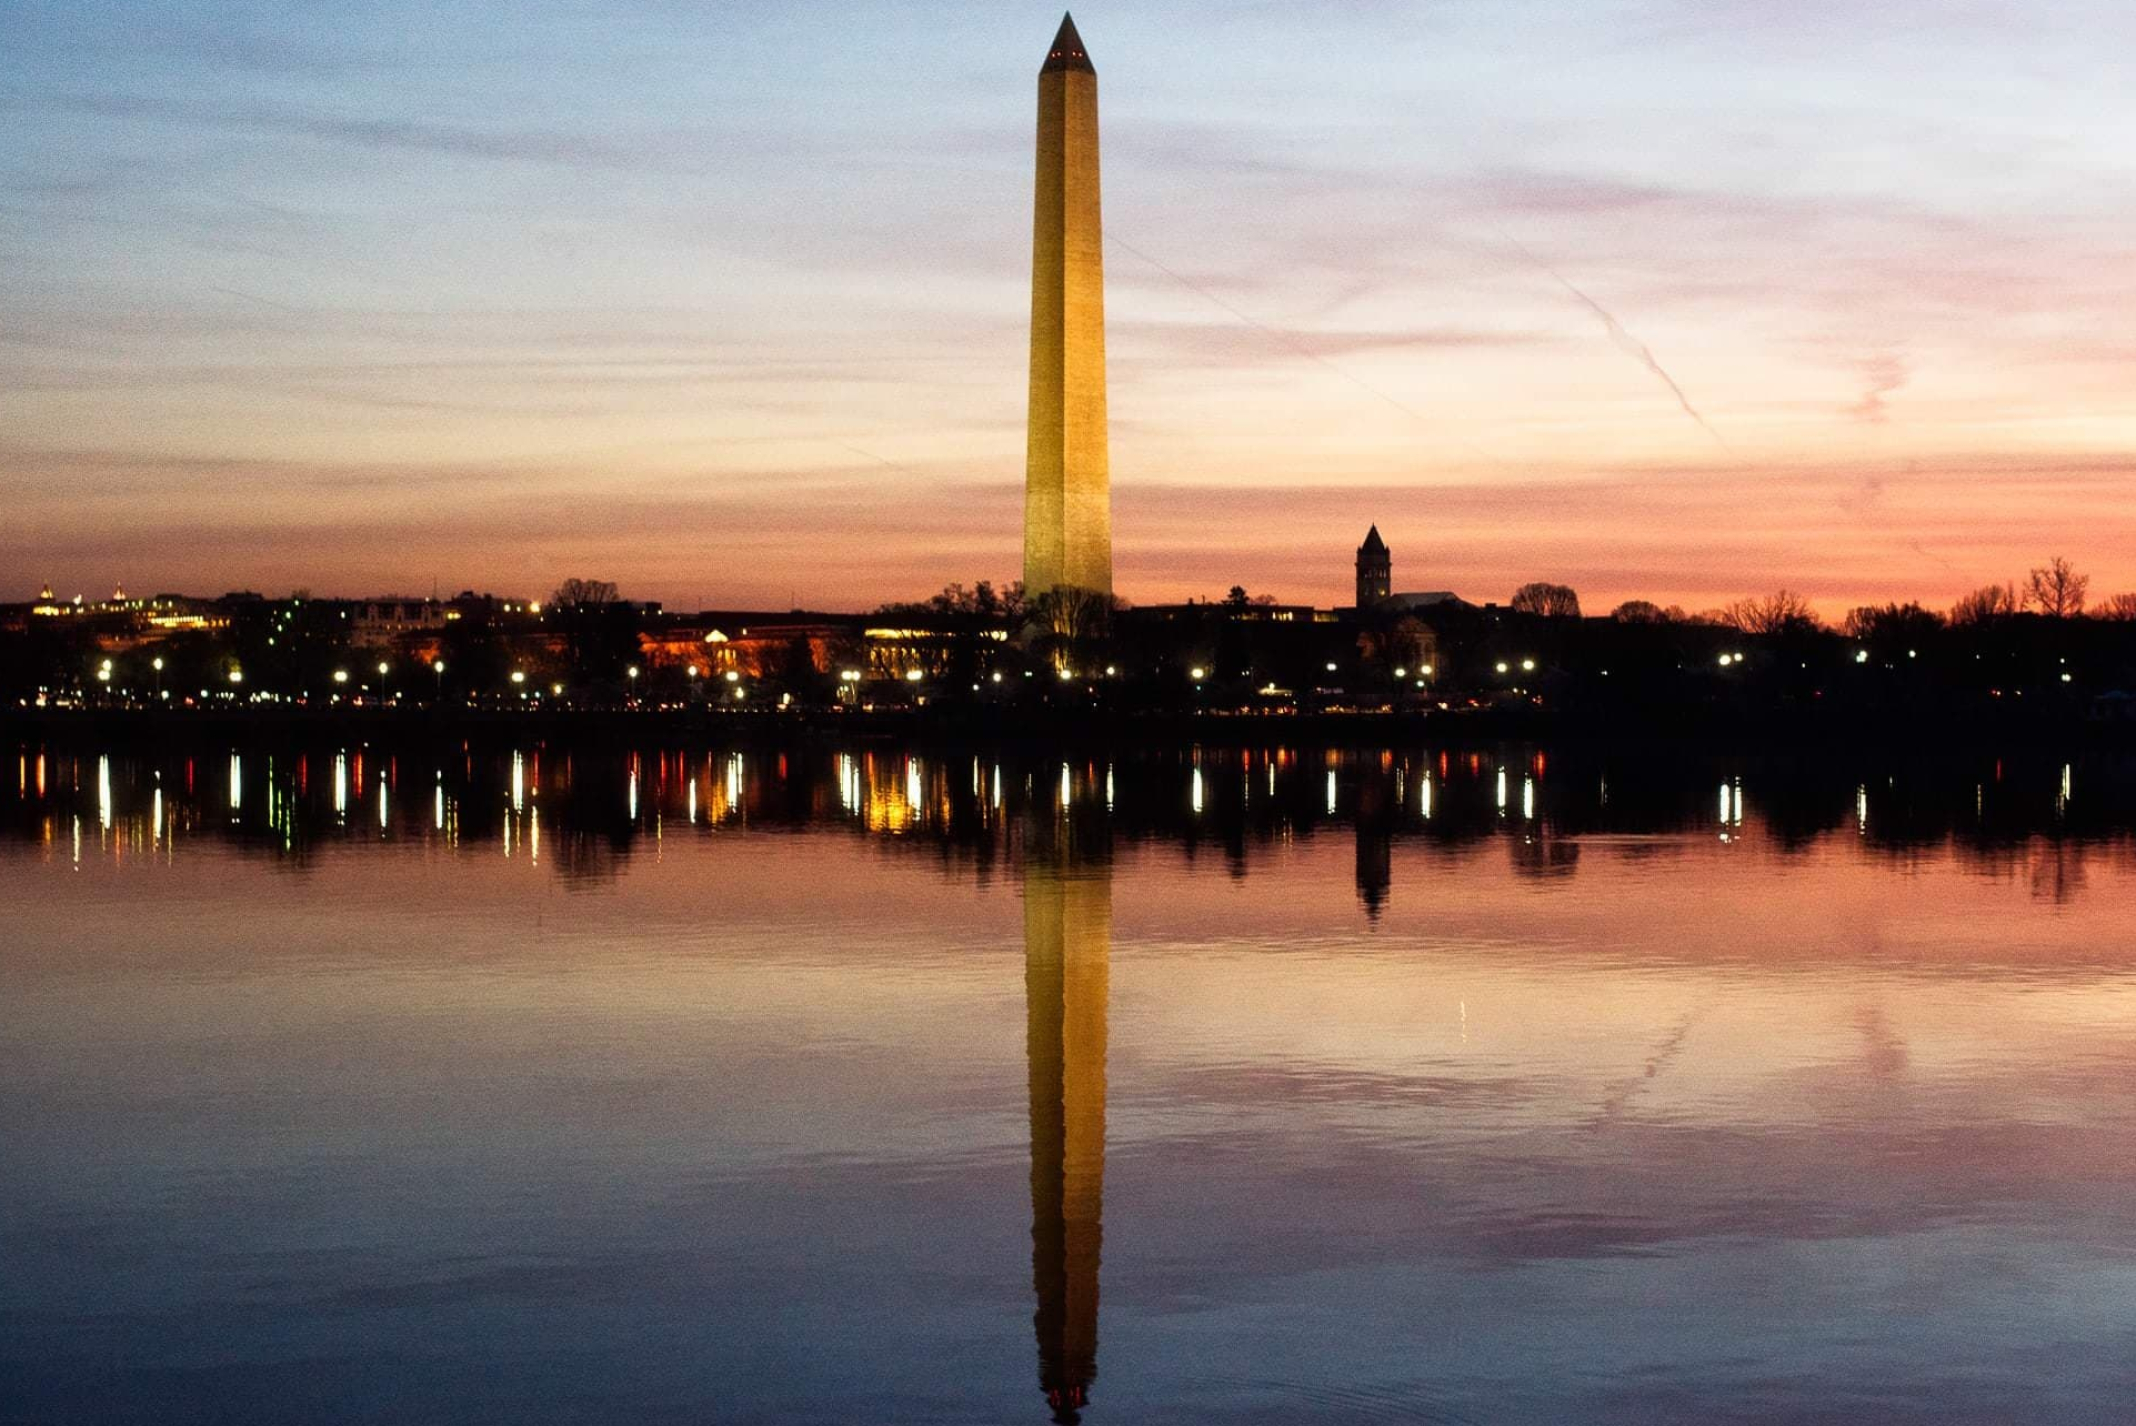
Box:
1023;13;1113;600
1356;526;1391;608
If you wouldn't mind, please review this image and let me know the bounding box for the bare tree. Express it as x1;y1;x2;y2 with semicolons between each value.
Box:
550;577;619;610
1510;582;1582;618
1611;600;1667;624
2094;592;2136;622
1950;583;2020;626
546;578;632;686
2025;557;2089;618
877;579;1026;623
1029;585;1116;672
1843;602;1944;641
1386;615;1437;674
1724;589;1820;635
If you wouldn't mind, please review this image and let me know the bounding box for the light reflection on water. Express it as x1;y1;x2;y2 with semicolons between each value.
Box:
3;739;2136;1423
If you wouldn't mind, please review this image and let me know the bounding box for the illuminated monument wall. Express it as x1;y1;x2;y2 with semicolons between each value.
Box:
1023;13;1114;600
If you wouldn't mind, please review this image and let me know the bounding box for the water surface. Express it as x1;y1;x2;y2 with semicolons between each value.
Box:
4;741;2134;1423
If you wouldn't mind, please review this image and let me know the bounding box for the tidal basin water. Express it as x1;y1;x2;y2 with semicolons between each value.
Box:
4;739;2134;1424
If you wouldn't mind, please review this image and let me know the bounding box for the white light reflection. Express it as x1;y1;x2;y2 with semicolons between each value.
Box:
628;767;639;822
334;753;347;815
1421;774;1434;820
688;780;698;823
152;788;162;846
1191;768;1205;815
228;755;242;815
378;776;388;830
1059;763;1071;806
1105;765;1114;810
434;784;445;831
1521;776;1535;821
1326;769;1337;816
908;759;923;809
511;753;525;813
1856;784;1869;834
990;764;1002;812
97;756;111;831
1494;768;1507;814
1718;779;1745;832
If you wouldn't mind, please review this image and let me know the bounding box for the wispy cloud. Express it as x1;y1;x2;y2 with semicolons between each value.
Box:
1848;353;1909;424
49;93;653;168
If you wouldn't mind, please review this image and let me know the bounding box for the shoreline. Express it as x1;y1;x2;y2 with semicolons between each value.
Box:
4;702;2125;754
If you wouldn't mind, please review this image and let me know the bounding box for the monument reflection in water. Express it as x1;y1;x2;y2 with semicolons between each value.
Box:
1024;816;1110;1421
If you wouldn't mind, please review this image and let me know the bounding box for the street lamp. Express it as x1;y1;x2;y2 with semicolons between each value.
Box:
152;656;164;700
433;659;446;700
377;661;391;702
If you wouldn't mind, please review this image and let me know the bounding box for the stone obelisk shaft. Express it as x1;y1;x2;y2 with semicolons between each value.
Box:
1023;15;1112;599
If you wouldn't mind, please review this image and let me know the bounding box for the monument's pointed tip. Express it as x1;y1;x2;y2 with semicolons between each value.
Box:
1042;12;1094;74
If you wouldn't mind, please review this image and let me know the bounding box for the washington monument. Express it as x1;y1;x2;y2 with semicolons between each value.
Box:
1023;13;1113;599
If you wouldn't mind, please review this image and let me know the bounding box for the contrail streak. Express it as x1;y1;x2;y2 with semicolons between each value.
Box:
1492;228;1736;457
830;439;928;480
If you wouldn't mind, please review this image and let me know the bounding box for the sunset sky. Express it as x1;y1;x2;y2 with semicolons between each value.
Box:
5;1;2133;616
